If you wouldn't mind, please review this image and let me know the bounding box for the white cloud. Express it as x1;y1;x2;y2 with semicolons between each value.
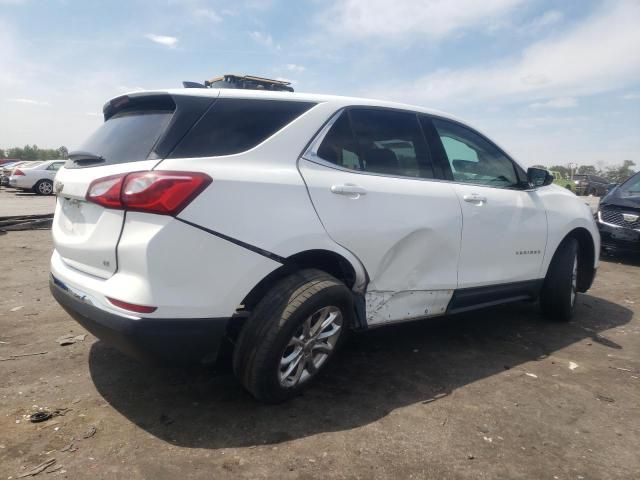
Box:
285;64;305;73
7;98;51;106
529;97;577;109
144;34;178;48
319;0;523;41
275;77;296;85
193;7;221;22
365;0;640;107
249;31;280;50
522;9;563;33
622;92;640;100
117;85;145;93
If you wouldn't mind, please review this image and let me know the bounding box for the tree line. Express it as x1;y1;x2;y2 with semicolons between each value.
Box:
535;160;636;184
0;145;69;161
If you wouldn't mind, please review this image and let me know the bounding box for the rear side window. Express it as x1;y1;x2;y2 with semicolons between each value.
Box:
317;109;435;179
47;162;64;171
170;99;315;158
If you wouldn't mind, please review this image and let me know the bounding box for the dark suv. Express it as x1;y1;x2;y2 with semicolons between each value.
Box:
573;174;609;196
597;171;640;254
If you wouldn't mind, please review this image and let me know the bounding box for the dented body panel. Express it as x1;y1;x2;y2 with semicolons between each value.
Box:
365;289;454;325
299;159;462;295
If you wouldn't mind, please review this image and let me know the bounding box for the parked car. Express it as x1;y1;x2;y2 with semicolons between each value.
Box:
50;85;600;402
9;160;64;194
597;171;640;254
0;159;20;167
1;161;33;186
1;162;19;186
573;174;609;196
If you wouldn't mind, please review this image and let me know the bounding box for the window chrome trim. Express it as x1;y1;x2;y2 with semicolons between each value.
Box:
300;106;534;191
301;108;345;162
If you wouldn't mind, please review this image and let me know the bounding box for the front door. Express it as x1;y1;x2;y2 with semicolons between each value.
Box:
299;108;462;325
425;116;547;288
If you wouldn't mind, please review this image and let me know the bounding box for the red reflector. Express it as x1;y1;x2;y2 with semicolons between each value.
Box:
107;297;157;314
85;171;211;215
14;169;25;176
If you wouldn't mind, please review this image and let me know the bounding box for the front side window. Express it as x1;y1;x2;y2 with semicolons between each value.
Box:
431;118;519;188
317;109;434;179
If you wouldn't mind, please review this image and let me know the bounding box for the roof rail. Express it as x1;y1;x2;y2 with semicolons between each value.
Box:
182;74;294;92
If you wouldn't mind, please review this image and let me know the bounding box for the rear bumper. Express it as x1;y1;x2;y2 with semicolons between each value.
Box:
597;221;640;254
8;177;33;189
50;275;229;365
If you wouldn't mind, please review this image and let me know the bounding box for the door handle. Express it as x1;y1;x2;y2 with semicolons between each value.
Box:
463;193;487;204
330;184;367;196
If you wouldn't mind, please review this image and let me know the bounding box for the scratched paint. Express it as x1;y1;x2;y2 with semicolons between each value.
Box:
365;289;454;325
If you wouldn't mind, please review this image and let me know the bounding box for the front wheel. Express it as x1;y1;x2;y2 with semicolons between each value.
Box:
233;269;352;403
34;179;53;195
540;238;579;321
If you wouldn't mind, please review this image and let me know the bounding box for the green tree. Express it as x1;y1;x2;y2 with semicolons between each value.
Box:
0;148;5;158
57;146;69;159
604;160;637;183
577;165;598;175
3;145;69;161
549;165;570;179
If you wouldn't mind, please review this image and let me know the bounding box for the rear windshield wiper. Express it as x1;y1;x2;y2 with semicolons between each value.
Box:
67;151;106;167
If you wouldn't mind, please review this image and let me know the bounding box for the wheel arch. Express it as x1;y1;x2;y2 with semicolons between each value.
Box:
552;227;597;293
242;249;361;308
233;249;368;335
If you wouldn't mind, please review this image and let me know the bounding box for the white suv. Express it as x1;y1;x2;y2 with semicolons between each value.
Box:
50;87;599;402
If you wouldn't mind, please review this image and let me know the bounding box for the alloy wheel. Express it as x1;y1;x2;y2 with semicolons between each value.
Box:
278;306;342;388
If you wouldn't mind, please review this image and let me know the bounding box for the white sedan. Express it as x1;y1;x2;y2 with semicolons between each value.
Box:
9;160;65;195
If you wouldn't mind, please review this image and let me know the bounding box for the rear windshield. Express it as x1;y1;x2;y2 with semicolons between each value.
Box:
73;110;173;166
70;96;314;167
169;98;315;158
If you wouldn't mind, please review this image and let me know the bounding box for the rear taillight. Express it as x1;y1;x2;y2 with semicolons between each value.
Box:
14;169;25;176
86;171;212;215
106;297;157;314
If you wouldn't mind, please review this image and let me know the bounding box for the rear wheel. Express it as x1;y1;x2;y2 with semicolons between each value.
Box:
233;269;352;403
540;238;579;321
34;179;53;195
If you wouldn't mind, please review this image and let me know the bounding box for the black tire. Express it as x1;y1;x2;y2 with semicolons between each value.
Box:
540;238;579;321
34;179;53;195
233;269;353;403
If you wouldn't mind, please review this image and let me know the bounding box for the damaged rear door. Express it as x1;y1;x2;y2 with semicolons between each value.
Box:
299;107;461;325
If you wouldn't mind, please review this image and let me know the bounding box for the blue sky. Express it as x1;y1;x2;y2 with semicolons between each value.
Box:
1;0;639;167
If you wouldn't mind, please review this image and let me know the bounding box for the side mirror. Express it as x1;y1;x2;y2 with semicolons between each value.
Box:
527;167;554;188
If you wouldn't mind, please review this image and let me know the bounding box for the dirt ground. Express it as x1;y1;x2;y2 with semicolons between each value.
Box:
0;190;55;217
1;219;639;479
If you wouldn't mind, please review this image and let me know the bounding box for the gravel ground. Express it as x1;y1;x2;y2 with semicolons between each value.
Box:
1;206;639;479
0;188;56;217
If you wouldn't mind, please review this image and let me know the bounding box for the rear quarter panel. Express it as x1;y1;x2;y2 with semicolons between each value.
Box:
156;101;369;291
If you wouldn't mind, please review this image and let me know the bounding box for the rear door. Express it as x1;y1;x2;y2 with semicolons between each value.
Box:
299;108;462;325
424;116;547;288
53;93;214;279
